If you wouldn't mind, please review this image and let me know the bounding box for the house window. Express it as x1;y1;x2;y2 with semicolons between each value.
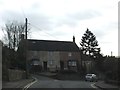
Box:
68;60;77;66
49;60;54;65
72;61;77;66
33;61;40;65
68;61;72;66
31;59;40;65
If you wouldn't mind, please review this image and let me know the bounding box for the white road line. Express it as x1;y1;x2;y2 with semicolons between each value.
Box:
23;77;38;90
91;83;97;88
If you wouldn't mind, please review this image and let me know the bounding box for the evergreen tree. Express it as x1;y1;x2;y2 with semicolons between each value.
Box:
80;28;100;58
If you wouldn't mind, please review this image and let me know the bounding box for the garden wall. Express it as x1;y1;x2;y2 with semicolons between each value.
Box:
8;69;26;81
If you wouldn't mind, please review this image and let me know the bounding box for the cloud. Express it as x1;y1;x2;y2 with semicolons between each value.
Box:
28;13;53;31
1;10;24;22
50;10;102;29
67;10;101;21
1;10;55;32
0;0;119;56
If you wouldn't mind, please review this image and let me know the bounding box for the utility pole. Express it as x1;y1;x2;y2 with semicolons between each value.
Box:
25;18;27;40
25;18;28;78
111;51;113;57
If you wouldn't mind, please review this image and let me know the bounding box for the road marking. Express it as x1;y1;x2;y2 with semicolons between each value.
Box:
91;83;97;88
23;77;38;90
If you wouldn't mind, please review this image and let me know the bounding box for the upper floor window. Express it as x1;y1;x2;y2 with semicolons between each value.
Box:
49;60;54;65
49;51;53;56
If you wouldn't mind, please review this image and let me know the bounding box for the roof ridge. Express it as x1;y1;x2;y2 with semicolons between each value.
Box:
27;39;73;43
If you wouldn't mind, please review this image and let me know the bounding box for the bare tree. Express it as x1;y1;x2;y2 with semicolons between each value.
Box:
2;21;26;50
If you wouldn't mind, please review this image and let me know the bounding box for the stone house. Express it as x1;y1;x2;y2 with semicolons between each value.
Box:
25;36;81;72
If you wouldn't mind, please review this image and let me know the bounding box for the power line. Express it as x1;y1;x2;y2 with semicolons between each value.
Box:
18;4;59;40
30;23;59;40
18;2;58;40
31;24;58;39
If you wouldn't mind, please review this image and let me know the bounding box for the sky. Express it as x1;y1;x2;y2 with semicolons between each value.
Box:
0;0;119;56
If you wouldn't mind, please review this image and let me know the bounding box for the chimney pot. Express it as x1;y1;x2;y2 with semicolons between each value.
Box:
73;36;75;43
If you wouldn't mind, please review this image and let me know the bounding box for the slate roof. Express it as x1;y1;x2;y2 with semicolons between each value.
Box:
27;39;80;52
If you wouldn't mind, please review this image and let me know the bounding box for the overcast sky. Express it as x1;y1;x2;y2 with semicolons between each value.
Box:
0;0;119;56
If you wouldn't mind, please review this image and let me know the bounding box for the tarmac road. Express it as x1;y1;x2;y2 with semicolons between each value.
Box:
24;74;100;89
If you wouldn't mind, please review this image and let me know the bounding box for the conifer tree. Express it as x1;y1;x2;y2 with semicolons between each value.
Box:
80;28;100;58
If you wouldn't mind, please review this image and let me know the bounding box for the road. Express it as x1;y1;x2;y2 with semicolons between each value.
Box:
25;74;100;89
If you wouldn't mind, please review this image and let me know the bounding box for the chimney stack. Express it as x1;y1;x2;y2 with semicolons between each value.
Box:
73;36;75;43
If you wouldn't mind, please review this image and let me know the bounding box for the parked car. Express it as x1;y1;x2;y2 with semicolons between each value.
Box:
85;74;98;82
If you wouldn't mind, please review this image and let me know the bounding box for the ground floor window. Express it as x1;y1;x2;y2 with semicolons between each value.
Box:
68;60;77;66
31;59;40;65
48;60;54;65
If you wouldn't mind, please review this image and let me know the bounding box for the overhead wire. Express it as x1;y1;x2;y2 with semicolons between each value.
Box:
30;23;59;40
19;1;59;40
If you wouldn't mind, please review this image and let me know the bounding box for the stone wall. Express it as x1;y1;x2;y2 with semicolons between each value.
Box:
27;51;81;72
0;41;2;90
8;69;26;81
27;51;60;72
0;41;2;74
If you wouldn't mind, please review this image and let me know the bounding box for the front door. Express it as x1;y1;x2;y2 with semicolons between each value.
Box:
60;61;64;70
43;61;47;71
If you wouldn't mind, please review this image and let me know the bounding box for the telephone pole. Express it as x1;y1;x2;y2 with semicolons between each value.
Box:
25;18;28;78
25;18;27;40
111;51;113;57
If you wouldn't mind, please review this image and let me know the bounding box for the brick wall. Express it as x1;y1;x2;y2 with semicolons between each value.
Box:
60;51;81;70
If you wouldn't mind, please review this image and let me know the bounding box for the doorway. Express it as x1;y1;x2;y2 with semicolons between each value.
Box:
60;61;64;70
43;61;47;71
